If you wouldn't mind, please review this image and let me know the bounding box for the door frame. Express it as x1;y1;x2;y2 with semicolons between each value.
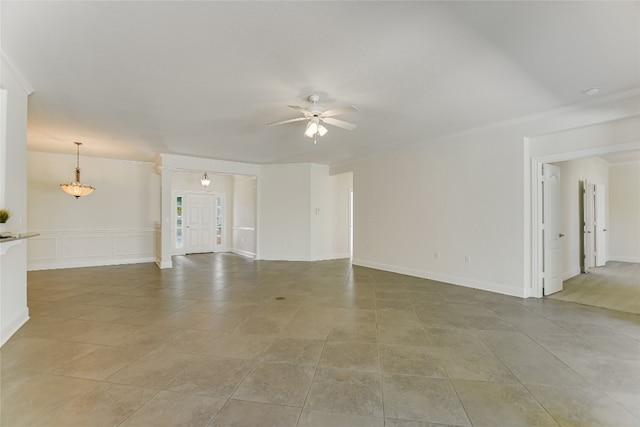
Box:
529;141;639;298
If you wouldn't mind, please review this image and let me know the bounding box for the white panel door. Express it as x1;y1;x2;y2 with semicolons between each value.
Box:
185;194;214;254
543;164;563;296
583;182;596;270
595;184;607;267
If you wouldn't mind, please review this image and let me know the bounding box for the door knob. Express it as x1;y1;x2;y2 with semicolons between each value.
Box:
559;233;565;238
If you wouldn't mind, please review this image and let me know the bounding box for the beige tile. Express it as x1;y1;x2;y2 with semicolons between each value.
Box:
298;409;384;427
327;323;378;343
528;384;639;427
30;382;157;427
4;339;101;373
318;342;379;371
279;317;332;340
120;390;225;426
561;356;640;393
261;337;325;365
384;419;459;427
53;346;147;380
107;350;199;388
378;344;447;378
166;355;254;397
376;308;421;326
235;315;286;335
305;368;383;417
382;374;470;426
232;361;315;406
0;373;97;426
377;324;432;347
210;399;301;427
452;379;558;427
6;256;636;427
110;325;182;352
434;347;518;383
68;321;140;345
152;310;214;328
12;316;103;340
605;391;640;419
209;333;275;359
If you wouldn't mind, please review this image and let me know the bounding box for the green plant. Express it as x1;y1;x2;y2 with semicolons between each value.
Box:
0;209;10;223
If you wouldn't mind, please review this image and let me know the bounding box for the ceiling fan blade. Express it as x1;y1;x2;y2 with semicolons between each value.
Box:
287;105;312;114
267;117;307;126
321;105;359;117
322;117;357;131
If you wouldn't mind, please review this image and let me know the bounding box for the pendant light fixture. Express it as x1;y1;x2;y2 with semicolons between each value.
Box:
200;172;211;187
60;142;95;199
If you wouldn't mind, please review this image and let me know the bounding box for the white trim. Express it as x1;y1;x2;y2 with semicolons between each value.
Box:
1;308;29;347
27;228;156;271
156;259;173;269
0;51;34;95
231;248;256;258
29;257;155;271
352;258;525;298
608;256;640;263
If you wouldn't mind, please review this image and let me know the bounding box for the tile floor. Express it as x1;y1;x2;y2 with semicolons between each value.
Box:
1;253;639;426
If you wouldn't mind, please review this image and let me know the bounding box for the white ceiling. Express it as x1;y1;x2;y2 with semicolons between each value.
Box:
2;1;638;166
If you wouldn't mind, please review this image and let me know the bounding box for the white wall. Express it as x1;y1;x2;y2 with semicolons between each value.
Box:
27;152;160;270
338;93;640;298
232;175;257;257
609;161;640;262
258;163;311;260
554;157;610;279
350;127;526;296
331;172;353;258
1;57;30;346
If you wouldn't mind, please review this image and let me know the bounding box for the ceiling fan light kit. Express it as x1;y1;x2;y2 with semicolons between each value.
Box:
269;94;357;143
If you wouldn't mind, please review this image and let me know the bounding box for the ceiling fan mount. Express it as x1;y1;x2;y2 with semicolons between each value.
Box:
268;95;358;142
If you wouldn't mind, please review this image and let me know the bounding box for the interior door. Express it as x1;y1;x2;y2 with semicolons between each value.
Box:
543;164;563;296
583;182;596;270
185;193;214;254
594;184;607;267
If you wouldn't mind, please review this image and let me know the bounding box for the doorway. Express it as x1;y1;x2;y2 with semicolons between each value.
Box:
530;143;638;298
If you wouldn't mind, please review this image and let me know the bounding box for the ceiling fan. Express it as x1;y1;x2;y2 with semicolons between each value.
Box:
268;95;358;143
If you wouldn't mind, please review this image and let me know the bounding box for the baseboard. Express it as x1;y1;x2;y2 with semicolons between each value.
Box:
28;257;156;271
310;253;351;261
608;256;640;263
1;308;29;347
352;258;526;298
231;248;256;258
256;253;350;262
156;258;173;269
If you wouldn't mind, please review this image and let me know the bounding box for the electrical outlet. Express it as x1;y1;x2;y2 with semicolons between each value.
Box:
465;255;471;263
434;251;440;260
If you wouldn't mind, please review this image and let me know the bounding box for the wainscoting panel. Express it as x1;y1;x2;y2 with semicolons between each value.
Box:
27;229;156;271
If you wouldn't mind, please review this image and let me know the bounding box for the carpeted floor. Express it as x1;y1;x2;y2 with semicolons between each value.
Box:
550;261;640;314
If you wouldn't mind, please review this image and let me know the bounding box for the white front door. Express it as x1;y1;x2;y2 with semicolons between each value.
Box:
595;184;607;267
543;164;563;296
185;193;214;254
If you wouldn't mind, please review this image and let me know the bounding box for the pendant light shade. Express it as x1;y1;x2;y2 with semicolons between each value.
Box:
201;172;211;187
60;142;95;199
